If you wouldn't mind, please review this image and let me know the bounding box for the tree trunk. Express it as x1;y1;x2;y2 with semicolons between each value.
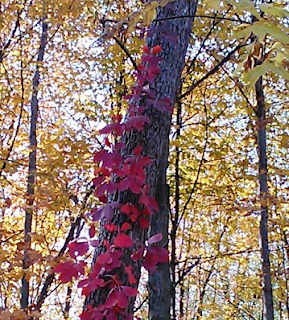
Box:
255;74;274;320
85;0;197;316
20;17;48;309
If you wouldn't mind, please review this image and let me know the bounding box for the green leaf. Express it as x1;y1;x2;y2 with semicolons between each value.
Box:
259;3;289;18
227;0;261;19
243;63;268;85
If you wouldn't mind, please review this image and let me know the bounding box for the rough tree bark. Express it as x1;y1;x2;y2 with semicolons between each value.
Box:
85;0;197;317
147;2;197;319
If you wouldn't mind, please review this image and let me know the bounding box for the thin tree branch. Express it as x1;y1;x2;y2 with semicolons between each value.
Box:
154;14;250;24
0;22;25;178
179;43;248;101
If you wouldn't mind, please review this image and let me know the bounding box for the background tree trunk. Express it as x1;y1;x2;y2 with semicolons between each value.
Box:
20;16;48;310
255;74;274;320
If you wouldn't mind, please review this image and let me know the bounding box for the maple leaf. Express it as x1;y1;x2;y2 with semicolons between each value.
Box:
114;234;134;248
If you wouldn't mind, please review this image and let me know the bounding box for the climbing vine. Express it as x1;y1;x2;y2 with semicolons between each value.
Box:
55;44;169;320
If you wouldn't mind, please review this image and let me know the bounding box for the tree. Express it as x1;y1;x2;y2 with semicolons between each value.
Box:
1;0;289;320
83;2;197;319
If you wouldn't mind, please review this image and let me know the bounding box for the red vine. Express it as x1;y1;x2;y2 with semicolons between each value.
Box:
55;44;169;320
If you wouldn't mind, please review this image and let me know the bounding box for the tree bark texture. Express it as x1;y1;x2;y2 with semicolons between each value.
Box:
85;0;197;316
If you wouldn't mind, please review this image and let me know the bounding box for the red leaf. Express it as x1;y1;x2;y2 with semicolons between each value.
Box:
92;175;105;187
105;290;118;308
133;145;142;156
139;216;150;229
97;251;113;265
147;233;163;246
68;240;89;259
149;247;169;263
143;251;158;273
100;123;124;136
121;203;132;215
89;225;96;238
129;178;142;194
139;195;159;215
114;234;134;248
54;261;85;283
101;204;114;221
131;245;145;261
125;265;136;284
125;116;151;131
78;278;90;288
117;290;129;308
107;309;118;320
104;223;118;232
122;286;138;297
120;222;131;231
90;239;99;247
98;195;107;203
142;45;150;53
94;150;108;163
143;184;150;194
151;45;162;54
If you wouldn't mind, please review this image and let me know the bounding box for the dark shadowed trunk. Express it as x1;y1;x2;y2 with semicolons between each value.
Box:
251;9;274;319
85;0;197;317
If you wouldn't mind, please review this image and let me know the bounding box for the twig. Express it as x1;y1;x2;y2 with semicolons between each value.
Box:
113;36;139;72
